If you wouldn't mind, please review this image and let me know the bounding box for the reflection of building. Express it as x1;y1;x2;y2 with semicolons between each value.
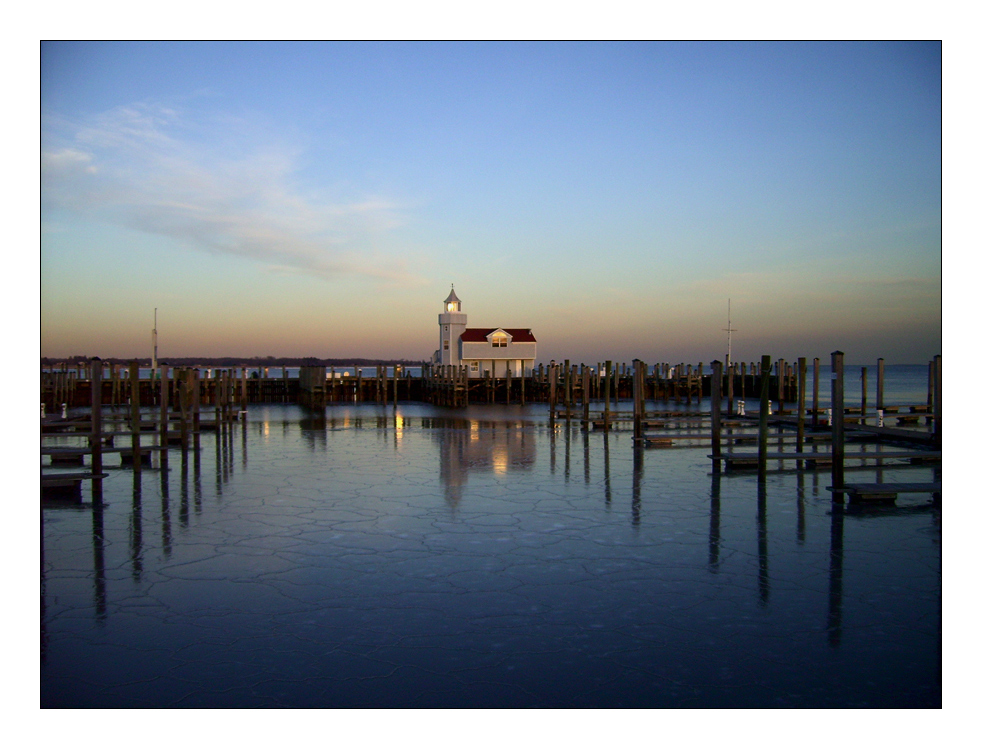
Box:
433;287;537;377
436;423;536;509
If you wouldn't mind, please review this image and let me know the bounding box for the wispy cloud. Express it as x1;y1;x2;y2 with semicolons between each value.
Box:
41;102;423;285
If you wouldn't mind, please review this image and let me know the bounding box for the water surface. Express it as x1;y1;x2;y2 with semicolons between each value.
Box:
41;403;941;708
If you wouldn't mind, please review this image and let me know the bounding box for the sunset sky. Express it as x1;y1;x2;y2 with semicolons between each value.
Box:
40;41;941;365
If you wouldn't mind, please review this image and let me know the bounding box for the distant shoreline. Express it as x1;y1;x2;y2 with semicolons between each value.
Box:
40;357;428;368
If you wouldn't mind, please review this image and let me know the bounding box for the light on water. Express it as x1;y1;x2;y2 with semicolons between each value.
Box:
41;402;940;708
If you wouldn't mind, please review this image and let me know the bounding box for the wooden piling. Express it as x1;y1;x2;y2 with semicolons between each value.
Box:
90;358;103;501
796;357;806;469
861;367;868;417
159;365;169;467
812;358;820;430
549;363;557;423
192;369;201;452
727;362;734;416
876;358;885;412
933;354;941;449
129;361;142;471
604;360;612;431
711;360;722;470
757;355;771;483
582;364;590;425
563;360;571;412
831;352;845;503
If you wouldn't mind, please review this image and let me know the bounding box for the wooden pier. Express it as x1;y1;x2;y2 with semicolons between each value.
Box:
41;353;940;506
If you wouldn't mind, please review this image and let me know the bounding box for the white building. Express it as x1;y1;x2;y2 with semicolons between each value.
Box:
433;287;537;377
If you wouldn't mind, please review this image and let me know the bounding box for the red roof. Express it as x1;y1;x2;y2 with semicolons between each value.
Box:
460;328;536;343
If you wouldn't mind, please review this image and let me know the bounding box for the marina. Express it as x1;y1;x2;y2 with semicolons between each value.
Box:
40;356;941;708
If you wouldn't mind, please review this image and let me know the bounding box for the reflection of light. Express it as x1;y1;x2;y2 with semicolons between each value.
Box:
262;422;271;441
492;443;508;474
470;421;480;441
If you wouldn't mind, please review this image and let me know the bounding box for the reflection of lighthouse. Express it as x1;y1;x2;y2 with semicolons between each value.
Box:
436;423;537;511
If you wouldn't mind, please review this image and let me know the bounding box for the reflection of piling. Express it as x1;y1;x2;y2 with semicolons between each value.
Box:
757;483;769;606
709;471;721;572
827;507;844;647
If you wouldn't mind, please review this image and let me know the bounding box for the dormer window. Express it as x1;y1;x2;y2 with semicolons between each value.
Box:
491;332;508;348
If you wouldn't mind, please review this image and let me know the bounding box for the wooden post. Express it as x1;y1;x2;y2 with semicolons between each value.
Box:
563;360;571;413
192;369;201;452
757;355;771;484
549;362;557;423
831;351;845;503
711;360;722;471
811;358;820;430
932;354;941;449
796;357;806;470
727;362;734;417
178;370;189;454
861;367;868;418
159;364;169;468
90;358;103;501
876;357;885;412
129;360;142;471
604;360;612;432
520;360;526;406
506;364;512;406
582;365;590;425
632;359;643;441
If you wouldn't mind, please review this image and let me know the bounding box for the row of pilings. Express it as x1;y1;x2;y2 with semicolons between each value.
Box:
45;356;939;413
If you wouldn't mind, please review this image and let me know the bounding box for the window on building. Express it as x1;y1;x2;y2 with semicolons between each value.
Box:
443;340;449;351
444;325;448;332
491;332;508;348
470;361;479;372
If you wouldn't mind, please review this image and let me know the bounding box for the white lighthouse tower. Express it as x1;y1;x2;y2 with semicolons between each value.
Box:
437;286;467;366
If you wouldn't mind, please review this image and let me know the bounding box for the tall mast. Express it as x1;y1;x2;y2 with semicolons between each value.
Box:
152;308;158;374
723;299;737;368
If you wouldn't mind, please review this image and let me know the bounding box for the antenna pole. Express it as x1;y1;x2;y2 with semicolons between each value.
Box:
152;308;158;375
722;299;737;368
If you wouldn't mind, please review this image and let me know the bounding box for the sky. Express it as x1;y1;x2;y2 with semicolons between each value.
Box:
40;41;942;366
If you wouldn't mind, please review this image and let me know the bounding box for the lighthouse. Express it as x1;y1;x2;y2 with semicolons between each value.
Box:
437;287;467;366
433;287;537;377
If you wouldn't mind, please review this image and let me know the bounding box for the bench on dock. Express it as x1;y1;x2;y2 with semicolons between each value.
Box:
712;450;941;472
828;482;941;504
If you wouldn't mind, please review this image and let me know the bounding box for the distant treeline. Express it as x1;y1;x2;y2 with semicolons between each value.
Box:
42;356;427;368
